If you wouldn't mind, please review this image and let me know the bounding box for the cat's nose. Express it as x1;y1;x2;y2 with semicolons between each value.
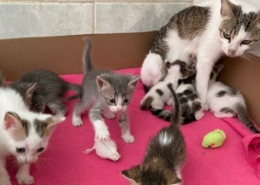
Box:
227;49;236;56
116;107;123;112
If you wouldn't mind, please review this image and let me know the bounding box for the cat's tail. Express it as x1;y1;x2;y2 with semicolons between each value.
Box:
83;38;93;73
140;95;171;121
167;83;181;127
66;83;83;101
235;103;259;133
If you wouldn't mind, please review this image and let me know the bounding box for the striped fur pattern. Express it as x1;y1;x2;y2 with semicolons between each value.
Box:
206;64;259;133
140;60;194;121
122;83;186;185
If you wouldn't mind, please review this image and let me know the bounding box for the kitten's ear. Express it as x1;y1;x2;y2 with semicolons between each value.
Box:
128;76;140;88
121;165;141;183
4;112;22;131
24;83;37;106
96;76;111;91
220;0;234;18
169;178;182;185
45;116;65;133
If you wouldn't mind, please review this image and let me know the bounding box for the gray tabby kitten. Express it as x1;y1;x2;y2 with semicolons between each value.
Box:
72;38;140;145
207;64;259;133
9;69;82;116
122;83;186;185
141;0;260;110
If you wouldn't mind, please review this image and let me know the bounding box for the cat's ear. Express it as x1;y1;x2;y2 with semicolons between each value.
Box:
45;116;65;134
169;178;182;185
220;0;234;19
4;112;22;131
254;13;260;28
96;76;111;91
121;165;141;183
24;83;37;106
128;76;140;88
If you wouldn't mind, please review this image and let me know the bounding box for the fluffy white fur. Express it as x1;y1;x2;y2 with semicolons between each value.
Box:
141;0;260;109
0;88;65;185
84;138;120;161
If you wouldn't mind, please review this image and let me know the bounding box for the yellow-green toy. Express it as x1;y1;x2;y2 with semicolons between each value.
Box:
202;129;226;148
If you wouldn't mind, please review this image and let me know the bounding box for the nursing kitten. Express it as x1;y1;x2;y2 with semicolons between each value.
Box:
0;87;65;185
72;38;139;159
140;60;193;121
176;71;204;124
122;83;186;185
207;64;259;133
9;69;82;116
141;0;260;109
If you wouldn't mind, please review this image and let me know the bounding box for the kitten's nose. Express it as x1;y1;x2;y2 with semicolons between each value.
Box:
227;49;236;57
117;107;123;112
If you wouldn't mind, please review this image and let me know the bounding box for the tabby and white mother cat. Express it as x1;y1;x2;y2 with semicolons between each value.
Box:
141;0;260;108
0;87;65;185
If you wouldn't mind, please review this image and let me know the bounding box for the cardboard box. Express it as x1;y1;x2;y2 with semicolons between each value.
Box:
0;31;259;127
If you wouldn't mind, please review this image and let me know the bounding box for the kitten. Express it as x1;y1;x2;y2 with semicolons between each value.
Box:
122;83;186;185
176;71;204;124
140;0;260;109
72;38;139;160
0;87;65;185
9;69;82;116
206;64;259;133
140;60;193;121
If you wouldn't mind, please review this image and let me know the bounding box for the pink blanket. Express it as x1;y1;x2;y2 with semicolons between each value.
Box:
8;68;260;185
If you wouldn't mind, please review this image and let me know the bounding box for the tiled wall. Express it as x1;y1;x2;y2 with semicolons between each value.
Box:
0;0;258;39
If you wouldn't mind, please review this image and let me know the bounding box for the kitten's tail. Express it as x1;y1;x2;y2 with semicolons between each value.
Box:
167;83;181;127
66;83;83;101
235;103;259;133
83;38;93;73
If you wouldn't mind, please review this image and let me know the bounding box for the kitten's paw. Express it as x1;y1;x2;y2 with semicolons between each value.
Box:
102;111;115;119
16;174;34;184
122;134;135;143
166;99;173;106
72;116;83;127
96;129;110;141
195;111;204;120
0;177;11;185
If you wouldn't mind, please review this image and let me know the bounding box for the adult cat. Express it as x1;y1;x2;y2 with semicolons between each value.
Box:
141;0;260;109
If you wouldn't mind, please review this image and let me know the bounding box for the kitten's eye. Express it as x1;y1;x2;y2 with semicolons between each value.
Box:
108;99;116;104
241;40;252;45
223;32;231;40
16;147;25;153
124;99;129;104
37;147;45;153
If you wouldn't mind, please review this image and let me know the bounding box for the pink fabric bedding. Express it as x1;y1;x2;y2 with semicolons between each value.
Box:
8;68;260;185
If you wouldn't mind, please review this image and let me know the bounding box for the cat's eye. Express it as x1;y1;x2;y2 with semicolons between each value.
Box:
124;99;129;104
223;32;231;40
16;147;25;153
108;99;116;104
37;147;45;153
241;40;252;45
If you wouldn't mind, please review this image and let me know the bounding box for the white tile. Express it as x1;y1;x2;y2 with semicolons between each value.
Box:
0;2;93;39
95;3;191;33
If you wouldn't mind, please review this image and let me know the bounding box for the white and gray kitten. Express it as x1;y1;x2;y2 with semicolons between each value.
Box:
122;83;186;185
206;64;259;133
72;38;140;160
0;87;65;185
140;60;193;121
141;0;260;110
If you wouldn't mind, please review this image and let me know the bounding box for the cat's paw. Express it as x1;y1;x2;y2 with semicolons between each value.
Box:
109;152;121;161
122;134;135;143
195;111;204;120
166;99;173;106
95;129;110;141
72;116;83;127
16;173;34;184
0;177;11;185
